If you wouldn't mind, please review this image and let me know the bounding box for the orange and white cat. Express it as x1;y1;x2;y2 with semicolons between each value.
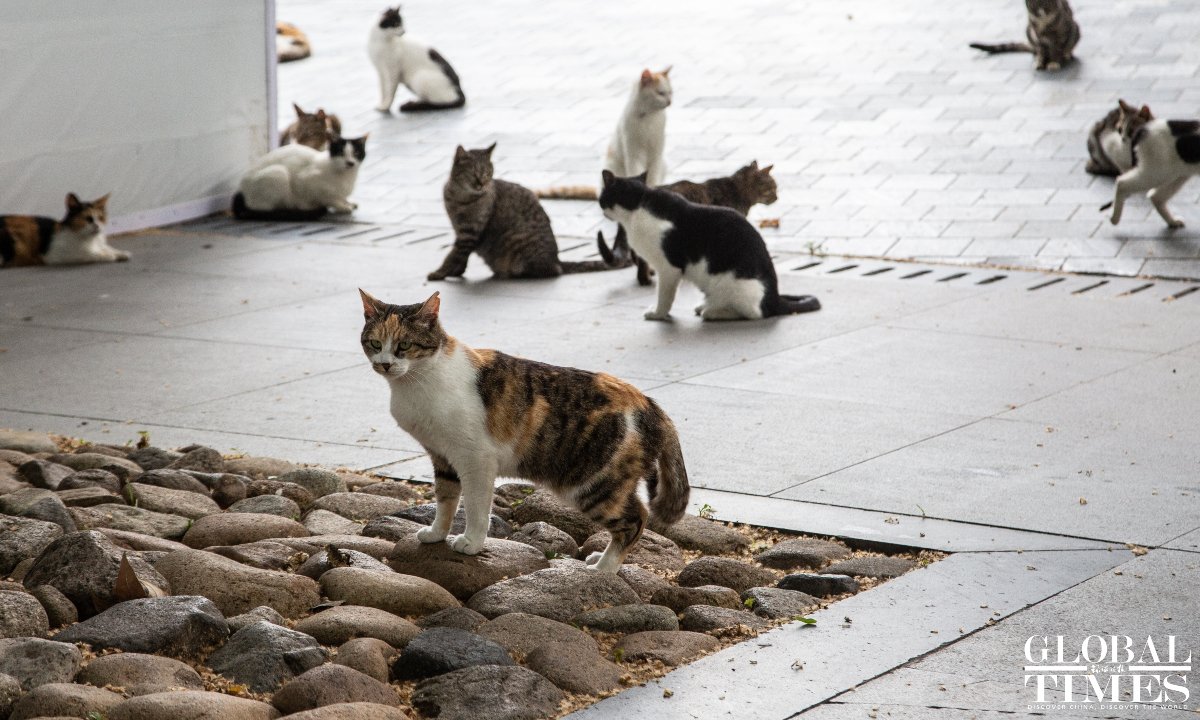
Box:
1;193;127;267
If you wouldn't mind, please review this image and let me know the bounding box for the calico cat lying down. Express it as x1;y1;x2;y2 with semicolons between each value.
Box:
598;162;779;285
1;193;128;268
429;144;625;280
1102;115;1200;229
970;0;1080;71
599;171;819;321
359;290;689;570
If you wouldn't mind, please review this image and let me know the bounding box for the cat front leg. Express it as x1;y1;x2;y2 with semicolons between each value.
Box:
428;237;476;280
330;199;357;214
1148;176;1189;229
645;268;682;321
417;454;461;544
96;238;130;262
375;66;400;112
1106;167;1159;226
447;460;497;556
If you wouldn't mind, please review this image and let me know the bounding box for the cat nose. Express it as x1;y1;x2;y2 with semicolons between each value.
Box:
377;362;391;372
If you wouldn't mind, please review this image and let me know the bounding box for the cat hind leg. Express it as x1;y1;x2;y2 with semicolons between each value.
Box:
584;491;647;572
1148;176;1189;229
1107;167;1161;226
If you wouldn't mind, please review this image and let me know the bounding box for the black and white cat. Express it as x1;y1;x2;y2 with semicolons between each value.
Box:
599;171;819;321
233;135;368;221
1102;119;1200;229
368;6;465;113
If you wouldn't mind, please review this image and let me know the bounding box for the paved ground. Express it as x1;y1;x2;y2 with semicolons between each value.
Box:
3;0;1199;717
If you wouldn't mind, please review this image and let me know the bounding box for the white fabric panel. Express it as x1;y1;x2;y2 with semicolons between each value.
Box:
0;1;271;232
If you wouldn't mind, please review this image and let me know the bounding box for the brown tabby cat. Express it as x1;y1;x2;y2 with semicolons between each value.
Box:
430;143;622;280
1;193;127;268
359;289;690;570
598;161;779;286
969;0;1080;71
280;103;342;151
1086;100;1153;177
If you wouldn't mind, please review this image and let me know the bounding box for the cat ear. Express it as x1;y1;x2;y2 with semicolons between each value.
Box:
1118;99;1133;112
316;109;326;120
1139;105;1153;119
750;160;759;170
661;65;672;76
95;193;111;207
414;291;441;329
485;142;497;156
454;145;468;160
292;103;305;118
640;69;653;86
601;169;616;188
761;164;773;174
634;171;649;184
359;289;385;320
66;193;81;210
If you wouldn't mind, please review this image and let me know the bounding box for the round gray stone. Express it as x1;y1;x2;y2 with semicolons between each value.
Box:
679;604;768;633
392;503;512;539
393;626;514;680
208;621;328;692
649;585;742;613
229;494;302;518
0;591;49;639
0;516;63;575
182;513;309;548
334;637;397;683
108;690;281;720
311;492;408;521
579;528;685;572
70;503;191;539
388;536;549;602
28;584;77;628
293;605;420;648
476;613;595;656
525;640;624;695
614;630;719;665
134;468;209;494
412;665;563;720
0;638;82;690
778;572;861;596
320;566;460;616
155;548;320;618
676;556;778;593
8;682;124;720
415;607;487;632
16;460;72;490
272;664;401;715
824;555;917;579
574;604;679;633
78;651;204;695
0;488;76;533
508;521;578;558
57;468;122;493
126;446;183;471
742;587;820;619
297;548;390;580
754;538;852;570
226;605;286;633
504;490;599;543
466;566;639;621
22;530;170;618
302;509;364;536
55;595;229;658
124;482;221;520
223;455;300;480
649;512;750;554
361;516;427;542
277;468;346;499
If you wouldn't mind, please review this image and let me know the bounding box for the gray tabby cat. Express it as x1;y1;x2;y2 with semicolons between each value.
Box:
1086;100;1153;178
429;144;622;280
970;0;1080;71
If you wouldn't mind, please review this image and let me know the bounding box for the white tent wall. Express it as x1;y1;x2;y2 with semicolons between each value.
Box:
0;1;277;234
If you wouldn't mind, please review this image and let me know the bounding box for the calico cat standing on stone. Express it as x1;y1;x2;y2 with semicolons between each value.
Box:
1102;116;1200;229
358;289;689;571
368;6;465;113
599;171;819;321
428;144;622;280
1;193;128;267
280;103;342;151
1086;100;1152;178
233;134;368;221
597;161;779;285
970;0;1080;71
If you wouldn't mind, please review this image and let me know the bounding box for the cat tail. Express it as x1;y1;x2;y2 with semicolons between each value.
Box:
534;186;598;200
232;192;328;222
769;292;822;317
647;400;690;526
398;96;466;113
560;259;620;274
594;231;635;269
969;41;1033;54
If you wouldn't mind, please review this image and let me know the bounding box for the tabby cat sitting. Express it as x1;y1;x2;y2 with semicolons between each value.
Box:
359;289;689;570
1;193;128;267
1086;100;1152;178
598;162;778;286
429;144;623;281
970;0;1080;71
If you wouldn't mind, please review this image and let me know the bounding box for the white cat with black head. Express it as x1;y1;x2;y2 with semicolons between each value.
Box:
599;170;820;321
369;6;465;113
233;135;368;221
1103;117;1200;229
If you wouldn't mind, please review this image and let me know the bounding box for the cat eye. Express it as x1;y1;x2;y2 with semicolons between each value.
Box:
397;340;412;351
369;340;382;350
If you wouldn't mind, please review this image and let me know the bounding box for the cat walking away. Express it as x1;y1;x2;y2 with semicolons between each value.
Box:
969;0;1080;71
599;171;819;321
1;193;128;267
233;135;368;221
597;162;779;285
429;144;625;280
1102;117;1200;229
358;290;690;571
369;6;465;113
280;103;342;151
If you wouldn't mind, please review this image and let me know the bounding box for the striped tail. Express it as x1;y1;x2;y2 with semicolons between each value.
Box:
969;42;1033;54
648;401;689;525
232;193;328;222
560;259;618;274
535;186;598;200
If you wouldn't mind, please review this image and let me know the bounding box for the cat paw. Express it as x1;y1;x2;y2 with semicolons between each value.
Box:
1110;215;1121;226
427;271;447;281
375;104;392;113
449;534;484;555
583;551;604;566
114;252;131;262
416;526;446;544
643;309;672;322
694;303;706;316
1168;220;1186;230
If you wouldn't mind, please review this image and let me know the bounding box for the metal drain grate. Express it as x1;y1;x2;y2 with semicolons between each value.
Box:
784;257;1200;303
